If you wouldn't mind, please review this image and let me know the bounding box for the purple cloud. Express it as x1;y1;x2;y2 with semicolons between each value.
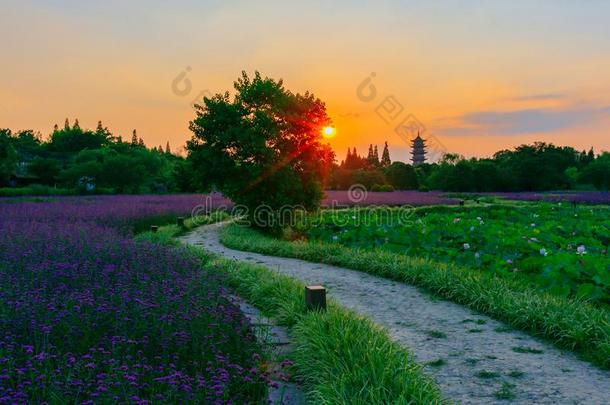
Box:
438;106;604;136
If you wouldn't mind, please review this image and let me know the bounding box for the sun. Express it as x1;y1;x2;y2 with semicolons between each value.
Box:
322;126;336;138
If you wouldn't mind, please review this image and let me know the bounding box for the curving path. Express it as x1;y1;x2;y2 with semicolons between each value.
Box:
180;223;610;405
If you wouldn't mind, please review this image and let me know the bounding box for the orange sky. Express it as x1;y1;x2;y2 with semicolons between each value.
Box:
2;1;610;162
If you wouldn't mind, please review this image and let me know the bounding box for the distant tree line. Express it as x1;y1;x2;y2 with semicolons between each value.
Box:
2;119;609;195
0;120;196;194
329;142;610;191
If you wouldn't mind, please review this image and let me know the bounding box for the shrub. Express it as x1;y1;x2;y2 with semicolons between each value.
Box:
371;184;395;192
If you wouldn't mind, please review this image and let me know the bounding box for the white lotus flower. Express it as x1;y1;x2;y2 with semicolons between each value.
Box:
463;243;471;250
577;245;587;255
539;248;548;257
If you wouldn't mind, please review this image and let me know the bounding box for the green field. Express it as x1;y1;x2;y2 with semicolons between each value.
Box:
302;203;610;305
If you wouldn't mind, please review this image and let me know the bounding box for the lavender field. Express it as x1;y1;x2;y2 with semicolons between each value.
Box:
325;190;610;207
478;191;610;204
0;196;267;404
322;190;459;207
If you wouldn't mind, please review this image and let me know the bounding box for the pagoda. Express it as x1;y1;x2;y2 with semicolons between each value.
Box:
410;133;427;166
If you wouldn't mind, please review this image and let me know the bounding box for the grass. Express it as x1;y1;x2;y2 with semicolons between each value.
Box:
508;370;525;378
303;204;610;305
426;359;447;368
494;382;516;400
143;226;446;405
512;346;544;354
0;185;77;197
475;370;500;379
132;209;229;235
426;330;448;339
464;358;480;366
219;223;610;369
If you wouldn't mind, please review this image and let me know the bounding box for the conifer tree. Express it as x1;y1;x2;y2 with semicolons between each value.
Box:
64;118;70;130
380;141;391;167
344;147;352;168
131;130;138;146
165;141;171;154
366;144;377;167
373;145;379;166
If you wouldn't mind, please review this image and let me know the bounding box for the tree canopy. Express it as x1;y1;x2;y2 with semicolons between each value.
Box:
187;71;334;226
0;121;187;193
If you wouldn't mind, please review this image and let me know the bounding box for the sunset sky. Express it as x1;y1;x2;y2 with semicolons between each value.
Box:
2;0;610;162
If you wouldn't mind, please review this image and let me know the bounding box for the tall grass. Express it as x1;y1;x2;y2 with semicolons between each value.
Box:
204;255;446;404
220;224;610;370
146;228;446;404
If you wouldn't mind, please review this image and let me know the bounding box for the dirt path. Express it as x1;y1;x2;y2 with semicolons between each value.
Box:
180;223;610;405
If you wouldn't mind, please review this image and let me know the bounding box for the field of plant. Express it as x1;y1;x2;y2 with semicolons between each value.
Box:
0;196;267;403
303;203;610;305
477;191;610;204
322;190;459;207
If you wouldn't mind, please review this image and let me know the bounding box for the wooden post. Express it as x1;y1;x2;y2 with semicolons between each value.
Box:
177;217;185;227
305;285;326;311
150;225;159;233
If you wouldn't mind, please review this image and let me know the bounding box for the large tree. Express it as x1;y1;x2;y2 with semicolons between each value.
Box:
187;71;334;227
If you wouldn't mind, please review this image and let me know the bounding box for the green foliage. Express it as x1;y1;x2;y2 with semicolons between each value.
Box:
304;204;610;304
57;147;172;193
427;158;508;192
0;185;77;197
0;129;17;185
384;161;418;190
169;243;445;404
133;210;230;236
219;223;610;369
331;142;603;192
371;184;395;192
187;71;334;227
11;130;42;157
380;142;391;167
140;224;445;403
48;121;109;153
328;168;389;190
493;143;581;190
28;157;61;185
0;120;191;195
580;152;610;190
